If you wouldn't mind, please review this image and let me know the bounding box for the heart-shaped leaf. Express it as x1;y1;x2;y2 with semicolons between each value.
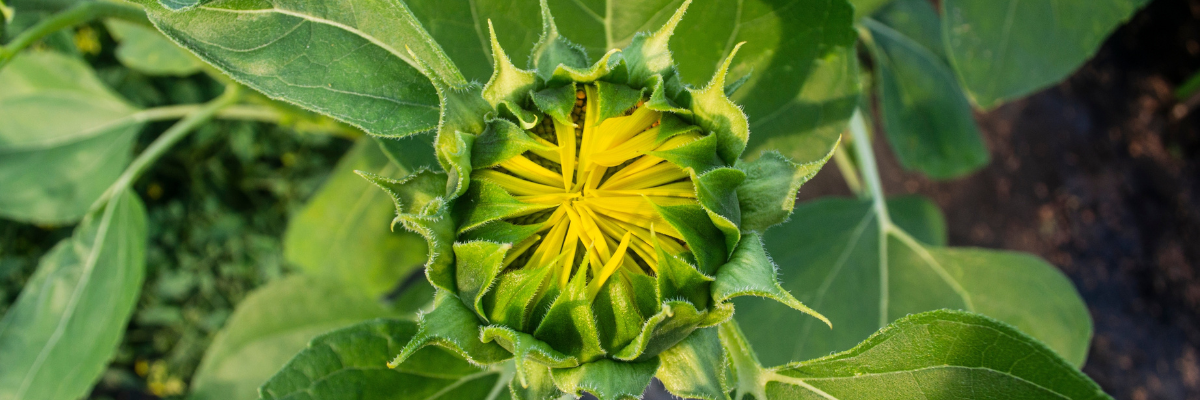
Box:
0;51;142;224
736;196;1093;368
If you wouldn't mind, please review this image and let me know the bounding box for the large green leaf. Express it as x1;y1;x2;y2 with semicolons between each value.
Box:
737;196;1093;368
721;311;1111;400
259;319;510;400
104;18;204;76
404;1;542;82
863;0;988;179
190;275;404;400
283;139;428;297
0;190;147;400
140;0;469;138
0;51;142;224
942;0;1146;108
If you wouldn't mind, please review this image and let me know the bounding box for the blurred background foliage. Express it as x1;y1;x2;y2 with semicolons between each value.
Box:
0;15;351;397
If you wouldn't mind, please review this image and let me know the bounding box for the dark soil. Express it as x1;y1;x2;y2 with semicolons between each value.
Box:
798;0;1200;398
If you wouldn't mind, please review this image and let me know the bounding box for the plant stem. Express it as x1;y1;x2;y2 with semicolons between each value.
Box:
91;86;242;211
848;109;890;223
131;103;360;138
132;104;273;123
832;143;864;198
0;1;149;69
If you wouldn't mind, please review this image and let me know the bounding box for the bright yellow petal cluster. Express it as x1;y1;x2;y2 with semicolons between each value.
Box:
473;85;701;296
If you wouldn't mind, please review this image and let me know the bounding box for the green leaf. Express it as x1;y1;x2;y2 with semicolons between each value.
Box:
611;301;730;362
529;0;590;80
0;190;146;400
533;266;605;362
284;139;429;297
104;19;204;76
650;202;726;276
734;151;831;232
737;197;1094;368
768;310;1111;399
864;6;989;179
158;0;211;11
454;240;510;320
942;0;1146;108
458;179;553;233
0;51;142;224
712;232;828;327
394;291;513;366
509;361;560;400
471;119;552;169
142;0;467;138
685;44;750;165
871;0;945;60
720;312;1110;400
550;358;660;400
886;195;946;247
375;131;441;172
693;167;744;254
359;169;457;293
482;21;539;128
402;1;542;82
655;327;727;400
190;275;404;400
655;247;713;311
669;0;859;164
259;319;508;400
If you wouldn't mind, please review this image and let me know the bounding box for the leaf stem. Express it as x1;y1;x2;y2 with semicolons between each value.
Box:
130;103;360;138
848;109;890;223
832;143;864;198
90;85;242;211
0;1;149;69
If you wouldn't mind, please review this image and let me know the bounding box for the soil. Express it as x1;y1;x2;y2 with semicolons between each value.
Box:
795;0;1200;398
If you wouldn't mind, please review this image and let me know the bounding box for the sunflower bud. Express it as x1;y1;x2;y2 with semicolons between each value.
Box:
361;1;830;398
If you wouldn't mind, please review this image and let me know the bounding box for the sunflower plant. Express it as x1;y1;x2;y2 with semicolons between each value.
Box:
0;0;1141;399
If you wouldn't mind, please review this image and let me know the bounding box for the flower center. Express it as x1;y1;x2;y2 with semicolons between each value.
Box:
473;85;701;295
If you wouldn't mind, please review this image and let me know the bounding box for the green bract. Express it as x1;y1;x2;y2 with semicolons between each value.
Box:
358;1;830;398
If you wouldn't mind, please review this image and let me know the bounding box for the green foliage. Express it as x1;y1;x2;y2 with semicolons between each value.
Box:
104;18;203;76
190;275;405;400
737;197;1093;367
283;139;428;297
139;0;453;138
0;190;146;400
942;0;1147;109
259;319;504;400
723;310;1112;400
0;0;1138;398
0;51;141;224
864;0;988;179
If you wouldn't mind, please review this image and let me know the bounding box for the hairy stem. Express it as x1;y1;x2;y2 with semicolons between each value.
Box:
719;321;769;400
0;1;150;69
91;85;242;211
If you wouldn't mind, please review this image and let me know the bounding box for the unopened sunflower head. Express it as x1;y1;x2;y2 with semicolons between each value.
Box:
361;1;832;398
